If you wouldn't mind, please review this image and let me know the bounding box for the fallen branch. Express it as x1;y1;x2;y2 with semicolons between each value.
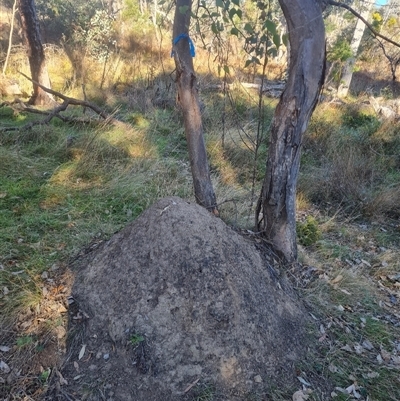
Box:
0;72;130;132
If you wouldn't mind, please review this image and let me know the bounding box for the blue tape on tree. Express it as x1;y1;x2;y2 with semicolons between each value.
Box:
171;33;196;57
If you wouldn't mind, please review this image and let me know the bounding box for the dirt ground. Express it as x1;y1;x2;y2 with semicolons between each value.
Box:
42;197;313;401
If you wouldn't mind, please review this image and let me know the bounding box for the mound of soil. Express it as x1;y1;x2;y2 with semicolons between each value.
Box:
51;197;311;400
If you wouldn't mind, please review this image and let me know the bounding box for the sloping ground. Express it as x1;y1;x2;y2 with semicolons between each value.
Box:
48;197;311;401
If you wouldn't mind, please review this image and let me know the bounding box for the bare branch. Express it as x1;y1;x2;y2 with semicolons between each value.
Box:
0;72;131;132
328;0;400;49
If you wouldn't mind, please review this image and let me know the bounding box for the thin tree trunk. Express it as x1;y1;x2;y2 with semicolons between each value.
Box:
2;0;18;76
17;0;54;105
256;0;326;264
172;0;218;214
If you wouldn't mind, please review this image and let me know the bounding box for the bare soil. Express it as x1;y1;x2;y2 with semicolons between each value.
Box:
46;197;313;400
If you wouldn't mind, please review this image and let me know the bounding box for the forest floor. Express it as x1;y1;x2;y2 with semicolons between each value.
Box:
1;75;400;400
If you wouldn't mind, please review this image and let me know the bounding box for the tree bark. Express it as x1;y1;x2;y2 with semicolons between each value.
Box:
337;0;374;97
256;0;326;264
17;0;54;106
172;0;218;214
2;0;18;76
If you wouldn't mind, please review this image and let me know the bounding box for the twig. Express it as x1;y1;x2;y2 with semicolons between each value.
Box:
183;378;200;393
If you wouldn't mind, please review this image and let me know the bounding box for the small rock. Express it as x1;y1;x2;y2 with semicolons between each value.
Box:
253;375;262;383
103;353;110;360
0;346;10;352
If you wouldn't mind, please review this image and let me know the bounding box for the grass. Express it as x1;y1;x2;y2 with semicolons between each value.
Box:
1;42;400;401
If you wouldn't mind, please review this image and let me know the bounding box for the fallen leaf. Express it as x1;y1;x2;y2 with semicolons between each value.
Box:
366;371;379;378
297;376;311;386
0;360;11;374
345;383;361;399
362;340;374;350
78;344;86;360
331;274;343;285
292;389;311;401
328;364;338;373
391;355;400;365
0;192;7;198
380;348;391;362
361;259;371;267
74;361;79;372
354;344;364;354
341;344;353;352
376;354;383;364
57;370;68;385
55;326;66;339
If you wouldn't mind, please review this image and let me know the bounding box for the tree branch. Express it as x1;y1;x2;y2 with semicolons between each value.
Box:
328;0;400;49
18;71;128;128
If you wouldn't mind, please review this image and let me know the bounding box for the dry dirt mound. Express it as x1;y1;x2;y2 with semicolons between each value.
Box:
50;197;311;400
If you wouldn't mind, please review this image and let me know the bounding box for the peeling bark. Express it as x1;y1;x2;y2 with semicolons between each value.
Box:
256;0;326;264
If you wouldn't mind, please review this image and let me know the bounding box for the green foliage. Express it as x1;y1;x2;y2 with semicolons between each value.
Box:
195;0;284;69
39;369;51;384
328;38;352;62
16;336;34;347
129;333;144;346
342;111;380;131
84;10;116;62
297;216;321;246
36;0;103;42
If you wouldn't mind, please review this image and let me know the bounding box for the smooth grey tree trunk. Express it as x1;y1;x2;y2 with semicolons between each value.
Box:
18;0;54;105
256;0;326;264
337;0;374;97
172;0;218;214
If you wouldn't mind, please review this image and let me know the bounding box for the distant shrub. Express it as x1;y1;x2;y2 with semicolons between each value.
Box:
328;38;352;63
297;216;321;247
342;112;379;130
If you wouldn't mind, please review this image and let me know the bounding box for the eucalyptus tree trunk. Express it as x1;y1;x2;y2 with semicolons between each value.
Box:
17;0;54;105
172;0;218;214
2;0;18;76
256;0;326;264
337;0;374;97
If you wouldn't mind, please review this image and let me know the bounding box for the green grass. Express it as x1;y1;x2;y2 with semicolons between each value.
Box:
1;62;400;401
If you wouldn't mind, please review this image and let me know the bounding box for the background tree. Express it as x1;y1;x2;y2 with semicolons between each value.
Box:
17;0;53;105
172;0;218;214
337;0;375;97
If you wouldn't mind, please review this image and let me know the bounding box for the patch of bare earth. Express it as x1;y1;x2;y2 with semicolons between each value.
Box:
46;197;313;401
